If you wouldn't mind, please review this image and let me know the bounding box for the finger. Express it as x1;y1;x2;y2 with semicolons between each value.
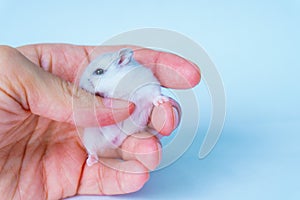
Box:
80;132;161;172
77;158;149;195
17;44;201;89
118;132;162;171
134;48;201;89
0;46;134;127
86;132;162;172
149;99;181;136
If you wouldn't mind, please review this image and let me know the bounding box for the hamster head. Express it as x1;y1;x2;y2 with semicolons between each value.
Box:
79;48;134;97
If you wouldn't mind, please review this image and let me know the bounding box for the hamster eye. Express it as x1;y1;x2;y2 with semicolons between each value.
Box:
94;68;104;75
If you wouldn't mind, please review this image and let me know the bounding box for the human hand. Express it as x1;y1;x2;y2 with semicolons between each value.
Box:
0;44;200;199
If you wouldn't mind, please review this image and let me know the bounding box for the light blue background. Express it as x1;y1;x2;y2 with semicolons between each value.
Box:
1;0;299;199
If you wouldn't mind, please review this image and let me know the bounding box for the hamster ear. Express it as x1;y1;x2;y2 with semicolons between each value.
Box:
117;48;133;66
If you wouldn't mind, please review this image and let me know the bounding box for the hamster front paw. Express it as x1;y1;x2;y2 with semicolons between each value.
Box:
153;95;169;106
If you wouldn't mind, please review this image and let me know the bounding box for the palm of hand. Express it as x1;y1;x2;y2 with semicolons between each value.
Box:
1;94;160;199
0;107;86;198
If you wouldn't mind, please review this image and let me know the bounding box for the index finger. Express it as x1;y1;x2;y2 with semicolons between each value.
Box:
17;44;200;89
134;48;201;89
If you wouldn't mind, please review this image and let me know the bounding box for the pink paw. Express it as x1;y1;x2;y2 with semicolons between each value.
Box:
153;95;169;106
86;154;99;166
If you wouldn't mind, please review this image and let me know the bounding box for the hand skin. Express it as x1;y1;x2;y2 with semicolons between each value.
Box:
0;44;200;199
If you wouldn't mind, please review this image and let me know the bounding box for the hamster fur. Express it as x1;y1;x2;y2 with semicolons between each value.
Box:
79;48;168;166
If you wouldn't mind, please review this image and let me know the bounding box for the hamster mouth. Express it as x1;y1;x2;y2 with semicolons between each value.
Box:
95;92;105;98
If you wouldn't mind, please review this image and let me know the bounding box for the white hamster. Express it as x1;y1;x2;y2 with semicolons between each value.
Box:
79;48;169;166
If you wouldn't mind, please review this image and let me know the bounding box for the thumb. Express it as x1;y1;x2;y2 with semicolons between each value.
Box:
0;46;134;127
30;75;135;127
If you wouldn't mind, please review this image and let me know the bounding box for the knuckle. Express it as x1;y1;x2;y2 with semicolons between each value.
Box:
0;45;16;56
58;79;74;123
60;79;74;97
0;45;19;71
0;45;32;110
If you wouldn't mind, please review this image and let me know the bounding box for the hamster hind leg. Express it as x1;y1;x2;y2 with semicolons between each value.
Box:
82;126;128;166
82;127;105;166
